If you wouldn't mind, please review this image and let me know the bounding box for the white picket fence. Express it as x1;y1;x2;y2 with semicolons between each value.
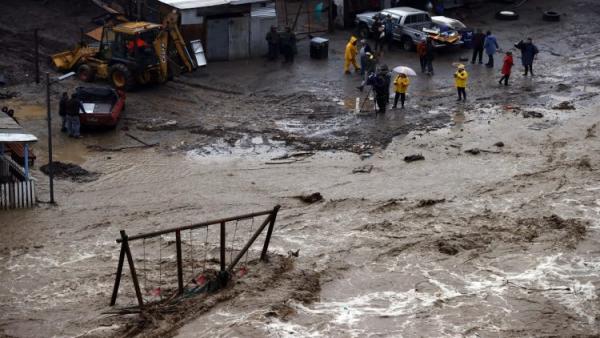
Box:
0;155;36;209
0;179;36;209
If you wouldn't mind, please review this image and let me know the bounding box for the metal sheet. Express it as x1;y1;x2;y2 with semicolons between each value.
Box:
159;0;268;10
0;133;38;143
190;40;208;66
229;16;250;59
206;18;229;60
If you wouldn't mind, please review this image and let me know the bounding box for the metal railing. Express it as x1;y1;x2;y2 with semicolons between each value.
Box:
110;205;281;309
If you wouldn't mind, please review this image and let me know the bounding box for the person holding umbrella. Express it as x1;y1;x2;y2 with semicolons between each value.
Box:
391;66;415;109
454;64;468;102
392;73;409;109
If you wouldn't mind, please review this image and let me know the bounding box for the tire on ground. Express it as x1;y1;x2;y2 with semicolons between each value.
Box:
495;10;519;21
109;64;135;91
76;64;95;82
542;11;561;22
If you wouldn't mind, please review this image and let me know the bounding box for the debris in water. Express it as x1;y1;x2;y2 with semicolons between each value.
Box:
0;91;17;99
404;154;425;162
464;148;481;155
576;157;592;170
416;199;446;208
294;192;323;204
287;249;300;257
360;152;373;160
522;111;544;118
39;161;99;182
556;83;570;91
586;123;597;138
552;101;575;110
136;118;178;131
266;151;315;165
352;165;373;174
494;141;505;147
437;241;459;255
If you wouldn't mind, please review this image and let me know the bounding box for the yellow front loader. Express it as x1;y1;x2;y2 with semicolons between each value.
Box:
51;12;196;90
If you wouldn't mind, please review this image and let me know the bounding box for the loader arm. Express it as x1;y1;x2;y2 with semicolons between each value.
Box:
162;11;196;73
154;30;169;83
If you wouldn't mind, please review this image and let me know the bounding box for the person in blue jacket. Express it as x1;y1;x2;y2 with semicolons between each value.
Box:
515;38;539;76
483;30;499;68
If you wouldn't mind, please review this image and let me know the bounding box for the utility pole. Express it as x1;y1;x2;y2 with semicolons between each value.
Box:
34;29;40;84
46;73;55;204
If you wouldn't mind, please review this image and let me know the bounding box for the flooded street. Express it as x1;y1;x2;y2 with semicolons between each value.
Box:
2;0;600;337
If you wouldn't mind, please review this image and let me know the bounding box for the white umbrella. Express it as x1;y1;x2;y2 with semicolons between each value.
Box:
393;66;417;76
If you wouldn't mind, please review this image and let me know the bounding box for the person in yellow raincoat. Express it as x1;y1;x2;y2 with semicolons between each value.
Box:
392;73;410;109
454;64;468;101
344;36;360;74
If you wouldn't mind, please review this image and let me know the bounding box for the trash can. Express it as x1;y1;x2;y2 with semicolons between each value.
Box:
310;37;329;59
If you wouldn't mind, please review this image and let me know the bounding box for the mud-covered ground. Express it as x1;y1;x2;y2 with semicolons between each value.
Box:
1;0;600;337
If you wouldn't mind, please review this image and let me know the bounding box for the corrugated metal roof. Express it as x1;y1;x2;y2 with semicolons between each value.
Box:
0;115;38;143
159;0;268;10
0;133;38;143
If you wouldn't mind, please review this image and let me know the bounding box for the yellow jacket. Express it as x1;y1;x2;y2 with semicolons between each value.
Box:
394;76;410;93
454;70;468;88
345;36;358;61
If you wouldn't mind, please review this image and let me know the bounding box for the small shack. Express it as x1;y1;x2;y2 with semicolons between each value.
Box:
0;114;37;209
151;0;276;61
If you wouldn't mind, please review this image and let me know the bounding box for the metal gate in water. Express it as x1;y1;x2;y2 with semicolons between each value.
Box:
110;205;281;309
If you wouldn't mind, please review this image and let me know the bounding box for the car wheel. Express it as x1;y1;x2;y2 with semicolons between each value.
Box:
401;37;414;52
542;11;560;22
76;64;95;82
495;10;519;21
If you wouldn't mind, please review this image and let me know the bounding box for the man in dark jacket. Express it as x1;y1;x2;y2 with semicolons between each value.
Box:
471;29;485;64
279;27;296;63
66;94;87;138
425;38;435;75
384;14;394;51
366;64;391;114
416;39;427;73
515;38;539;76
265;26;280;60
58;92;68;132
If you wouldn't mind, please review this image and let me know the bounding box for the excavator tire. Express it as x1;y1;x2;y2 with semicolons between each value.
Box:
109;64;135;91
76;64;95;82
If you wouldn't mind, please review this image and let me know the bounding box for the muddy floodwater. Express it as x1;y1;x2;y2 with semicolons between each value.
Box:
2;0;600;337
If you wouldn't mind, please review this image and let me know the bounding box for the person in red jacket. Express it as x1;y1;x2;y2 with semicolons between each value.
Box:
499;51;514;86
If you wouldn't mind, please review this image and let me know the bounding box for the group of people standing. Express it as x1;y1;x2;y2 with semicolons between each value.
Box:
266;26;297;63
59;92;87;138
343;27;540;111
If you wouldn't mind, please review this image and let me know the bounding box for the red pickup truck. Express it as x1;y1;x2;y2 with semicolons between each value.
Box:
76;86;125;128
